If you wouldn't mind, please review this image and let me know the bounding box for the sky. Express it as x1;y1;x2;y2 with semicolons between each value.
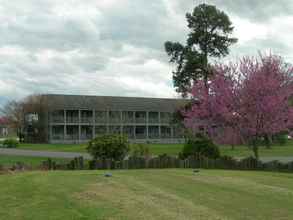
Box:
1;0;293;108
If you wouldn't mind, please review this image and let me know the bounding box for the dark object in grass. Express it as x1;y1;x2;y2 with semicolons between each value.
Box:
104;173;112;177
193;169;200;173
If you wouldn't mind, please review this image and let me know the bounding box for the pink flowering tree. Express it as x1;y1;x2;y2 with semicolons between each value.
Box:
184;55;293;159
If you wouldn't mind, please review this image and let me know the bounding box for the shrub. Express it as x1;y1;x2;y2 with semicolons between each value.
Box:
239;156;260;169
87;135;130;160
273;132;288;146
180;133;220;159
131;143;150;158
2;138;19;148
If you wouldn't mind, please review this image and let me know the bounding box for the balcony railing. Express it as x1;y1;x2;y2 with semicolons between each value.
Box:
80;117;93;123
51;117;64;123
148;133;160;139
109;118;121;123
65;134;79;140
135;117;146;123
160;118;171;124
52;134;64;140
95;117;107;123
66;117;79;123
80;134;92;140
148;118;159;123
122;117;134;123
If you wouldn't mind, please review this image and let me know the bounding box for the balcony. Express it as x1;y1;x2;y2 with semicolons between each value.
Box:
135;111;146;124
80;117;93;124
148;112;159;124
148;126;159;139
95;111;107;123
122;111;134;123
50;110;64;123
160;112;172;124
51;116;64;123
66;110;79;123
66;117;79;123
109;111;121;124
80;110;93;124
161;126;171;138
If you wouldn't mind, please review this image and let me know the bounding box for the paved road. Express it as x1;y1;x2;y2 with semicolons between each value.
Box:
1;148;293;163
0;148;92;160
258;157;293;163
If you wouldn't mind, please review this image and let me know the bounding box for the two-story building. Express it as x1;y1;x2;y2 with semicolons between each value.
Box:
23;94;187;143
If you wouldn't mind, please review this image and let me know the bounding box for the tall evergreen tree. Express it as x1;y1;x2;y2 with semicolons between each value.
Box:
165;3;237;96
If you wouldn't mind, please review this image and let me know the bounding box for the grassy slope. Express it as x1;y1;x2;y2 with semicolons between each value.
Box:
0;169;293;219
18;140;293;157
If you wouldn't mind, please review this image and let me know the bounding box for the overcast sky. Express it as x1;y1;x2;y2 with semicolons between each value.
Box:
0;0;293;108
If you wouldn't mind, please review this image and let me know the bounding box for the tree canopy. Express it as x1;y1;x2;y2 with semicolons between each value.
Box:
165;3;237;96
183;54;293;159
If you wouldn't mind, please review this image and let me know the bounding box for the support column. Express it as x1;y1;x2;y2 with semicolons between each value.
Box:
49;125;52;143
158;112;161;138
92;110;95;139
120;111;123;136
133;111;136;139
106;110;109;134
146;111;149;140
64;110;66;141
78;109;81;142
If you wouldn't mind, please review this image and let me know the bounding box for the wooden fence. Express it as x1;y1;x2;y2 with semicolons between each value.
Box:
41;155;293;173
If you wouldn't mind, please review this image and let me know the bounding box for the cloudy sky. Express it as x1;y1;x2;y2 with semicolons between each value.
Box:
0;0;293;108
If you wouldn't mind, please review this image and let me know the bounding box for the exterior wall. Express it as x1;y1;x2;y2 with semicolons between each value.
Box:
0;126;9;137
48;109;185;144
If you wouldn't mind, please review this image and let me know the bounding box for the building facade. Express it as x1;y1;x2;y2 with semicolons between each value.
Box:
24;94;187;143
0;117;10;138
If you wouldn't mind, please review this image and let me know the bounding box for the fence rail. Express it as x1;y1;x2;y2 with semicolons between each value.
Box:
40;155;293;173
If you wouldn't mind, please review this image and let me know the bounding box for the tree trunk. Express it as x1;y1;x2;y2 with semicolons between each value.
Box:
252;144;259;160
231;144;235;150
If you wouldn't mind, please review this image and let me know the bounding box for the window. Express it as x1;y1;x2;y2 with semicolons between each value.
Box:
26;113;39;124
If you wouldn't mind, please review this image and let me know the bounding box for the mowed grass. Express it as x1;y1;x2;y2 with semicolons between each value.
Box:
18;143;87;152
18;140;293;158
1;169;293;219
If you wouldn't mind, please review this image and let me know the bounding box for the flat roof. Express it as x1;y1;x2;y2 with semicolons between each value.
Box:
43;94;188;112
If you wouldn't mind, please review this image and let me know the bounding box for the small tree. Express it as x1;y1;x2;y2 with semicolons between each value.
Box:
165;3;237;95
87;134;130;161
184;55;293;159
131;143;150;158
180;133;220;159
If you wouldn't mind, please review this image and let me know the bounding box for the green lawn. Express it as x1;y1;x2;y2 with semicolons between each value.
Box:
0;169;293;219
0;155;71;167
19;143;87;152
17;140;293;158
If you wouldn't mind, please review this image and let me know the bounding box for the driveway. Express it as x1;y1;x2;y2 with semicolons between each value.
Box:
0;148;92;160
1;148;293;163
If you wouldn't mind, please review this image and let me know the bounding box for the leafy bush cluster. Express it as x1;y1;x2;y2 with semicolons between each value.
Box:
179;134;220;159
1;138;19;148
87;134;129;160
273;132;288;145
131;143;150;158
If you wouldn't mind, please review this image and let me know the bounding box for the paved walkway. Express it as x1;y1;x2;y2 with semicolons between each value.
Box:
0;148;293;163
0;148;92;160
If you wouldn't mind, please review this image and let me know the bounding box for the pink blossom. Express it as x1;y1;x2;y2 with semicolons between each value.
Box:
184;54;293;146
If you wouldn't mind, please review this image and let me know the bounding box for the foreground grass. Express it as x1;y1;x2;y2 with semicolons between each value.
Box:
0;169;293;219
18;140;293;158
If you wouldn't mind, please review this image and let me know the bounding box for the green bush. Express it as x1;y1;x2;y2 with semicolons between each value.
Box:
87;135;130;160
180;134;220;159
131;143;150;158
2;138;19;148
273;132;288;146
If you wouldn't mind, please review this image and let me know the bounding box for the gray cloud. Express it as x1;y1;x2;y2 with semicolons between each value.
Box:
0;0;293;108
